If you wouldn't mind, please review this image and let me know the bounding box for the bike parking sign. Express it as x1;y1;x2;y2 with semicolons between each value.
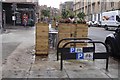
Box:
70;48;93;60
84;53;93;60
58;39;109;70
76;53;84;60
70;48;83;53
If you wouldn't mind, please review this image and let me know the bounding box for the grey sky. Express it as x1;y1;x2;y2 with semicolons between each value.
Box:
38;0;73;8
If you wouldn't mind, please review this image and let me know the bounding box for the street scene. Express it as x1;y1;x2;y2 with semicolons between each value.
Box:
0;0;120;79
1;26;119;79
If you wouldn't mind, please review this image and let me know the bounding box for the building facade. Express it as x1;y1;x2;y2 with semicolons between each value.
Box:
74;0;120;21
59;1;74;16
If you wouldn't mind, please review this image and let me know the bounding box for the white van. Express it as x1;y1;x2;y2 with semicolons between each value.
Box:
101;10;120;30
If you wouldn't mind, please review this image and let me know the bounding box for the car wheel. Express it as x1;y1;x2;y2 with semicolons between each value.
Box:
104;26;108;30
106;41;116;56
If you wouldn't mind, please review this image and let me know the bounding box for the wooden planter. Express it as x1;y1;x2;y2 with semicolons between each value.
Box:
35;22;49;56
58;23;88;47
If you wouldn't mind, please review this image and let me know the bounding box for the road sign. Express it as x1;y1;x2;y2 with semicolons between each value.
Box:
70;47;93;60
70;48;75;53
76;52;93;60
76;53;84;60
58;38;109;71
70;48;83;53
76;48;83;53
11;3;17;11
12;16;16;21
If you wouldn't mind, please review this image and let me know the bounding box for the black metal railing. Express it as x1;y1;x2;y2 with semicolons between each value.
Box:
57;38;109;71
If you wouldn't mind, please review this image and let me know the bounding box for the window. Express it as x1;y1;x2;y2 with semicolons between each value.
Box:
92;4;95;14
116;15;120;22
111;2;114;7
104;2;107;10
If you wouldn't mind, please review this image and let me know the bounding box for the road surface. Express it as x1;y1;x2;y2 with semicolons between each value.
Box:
88;27;114;42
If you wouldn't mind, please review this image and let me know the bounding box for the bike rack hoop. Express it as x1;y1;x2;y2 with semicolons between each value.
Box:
57;38;93;60
60;40;109;71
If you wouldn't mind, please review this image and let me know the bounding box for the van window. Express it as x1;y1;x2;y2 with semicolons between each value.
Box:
116;15;120;22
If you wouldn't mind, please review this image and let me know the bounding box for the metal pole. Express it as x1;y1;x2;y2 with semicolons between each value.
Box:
60;50;63;71
12;3;16;26
106;58;109;71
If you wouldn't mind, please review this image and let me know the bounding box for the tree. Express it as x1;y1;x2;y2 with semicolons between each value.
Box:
61;9;75;19
77;12;85;21
54;16;61;21
68;10;75;19
61;9;69;19
41;10;50;17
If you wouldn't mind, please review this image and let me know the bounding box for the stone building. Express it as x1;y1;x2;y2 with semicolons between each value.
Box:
59;1;74;16
74;0;120;21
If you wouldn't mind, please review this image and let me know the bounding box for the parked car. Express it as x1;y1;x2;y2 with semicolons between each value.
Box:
86;21;94;27
101;10;120;30
92;21;101;27
105;27;120;57
86;21;101;27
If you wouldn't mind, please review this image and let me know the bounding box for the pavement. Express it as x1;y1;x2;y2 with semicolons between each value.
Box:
1;25;119;79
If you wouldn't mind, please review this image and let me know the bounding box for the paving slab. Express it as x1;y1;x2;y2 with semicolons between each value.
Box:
28;70;68;78
2;70;29;78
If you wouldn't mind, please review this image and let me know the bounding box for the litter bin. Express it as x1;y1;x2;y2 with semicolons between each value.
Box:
49;28;58;49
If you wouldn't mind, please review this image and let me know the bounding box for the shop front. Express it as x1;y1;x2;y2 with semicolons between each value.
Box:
2;2;36;27
15;8;35;26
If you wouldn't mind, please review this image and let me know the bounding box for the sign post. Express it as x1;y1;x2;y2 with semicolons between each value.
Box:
11;3;17;26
